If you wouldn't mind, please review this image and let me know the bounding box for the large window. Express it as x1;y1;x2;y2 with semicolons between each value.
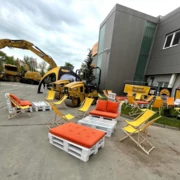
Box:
163;30;180;49
134;21;156;81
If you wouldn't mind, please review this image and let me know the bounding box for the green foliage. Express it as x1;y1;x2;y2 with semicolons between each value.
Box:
64;62;74;71
79;49;96;83
121;104;180;128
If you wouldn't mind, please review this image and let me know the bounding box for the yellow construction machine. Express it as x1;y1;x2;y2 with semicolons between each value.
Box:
0;39;57;84
63;67;101;107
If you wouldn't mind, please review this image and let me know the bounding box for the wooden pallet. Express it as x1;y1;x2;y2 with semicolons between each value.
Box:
78;116;117;137
32;101;51;112
89;114;118;121
48;133;105;162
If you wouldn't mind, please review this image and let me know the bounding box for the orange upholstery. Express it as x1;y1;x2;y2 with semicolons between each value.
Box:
10;93;32;106
89;110;119;119
106;101;119;113
89;100;120;119
50;122;105;148
135;101;149;105
20;101;32;106
10;94;21;103
96;100;107;111
116;96;127;101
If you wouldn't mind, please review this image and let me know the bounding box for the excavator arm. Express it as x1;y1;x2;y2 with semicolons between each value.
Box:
0;39;57;68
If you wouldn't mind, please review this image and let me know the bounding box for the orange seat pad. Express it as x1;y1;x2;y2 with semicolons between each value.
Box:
135;101;148;105
50;122;105;148
116;96;127;101
20;100;32;106
89;110;119;119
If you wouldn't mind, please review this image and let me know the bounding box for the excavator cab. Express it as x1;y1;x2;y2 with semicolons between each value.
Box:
37;66;80;94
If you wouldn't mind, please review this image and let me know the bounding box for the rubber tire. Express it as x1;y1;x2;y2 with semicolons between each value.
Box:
15;77;20;82
9;76;15;82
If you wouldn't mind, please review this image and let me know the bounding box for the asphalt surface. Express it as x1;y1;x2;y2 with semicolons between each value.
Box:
0;82;180;180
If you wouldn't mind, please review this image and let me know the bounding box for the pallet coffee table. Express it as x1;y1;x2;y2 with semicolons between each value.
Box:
32;101;51;112
78;116;117;137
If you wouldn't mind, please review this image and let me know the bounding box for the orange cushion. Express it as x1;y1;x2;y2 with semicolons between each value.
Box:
10;94;21;103
95;100;107;111
106;101;119;113
89;110;119;119
50;122;105;148
20;101;32;106
116;96;127;101
135;101;148;105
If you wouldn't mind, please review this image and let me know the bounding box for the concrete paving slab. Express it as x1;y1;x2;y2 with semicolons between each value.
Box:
0;82;180;180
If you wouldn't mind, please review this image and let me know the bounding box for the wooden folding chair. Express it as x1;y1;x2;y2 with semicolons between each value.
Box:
103;90;108;97
45;90;55;101
52;95;68;108
166;97;175;108
135;93;143;100
120;116;161;155
76;97;94;118
48;103;74;129
151;99;163;115
7;95;31;120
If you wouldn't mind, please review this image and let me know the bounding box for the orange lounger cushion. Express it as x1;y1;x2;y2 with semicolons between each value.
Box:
116;96;127;101
135;101;148;105
50;122;105;148
89;110;119;119
20;100;32;106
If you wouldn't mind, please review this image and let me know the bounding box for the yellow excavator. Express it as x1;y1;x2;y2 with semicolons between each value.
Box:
0;39;57;83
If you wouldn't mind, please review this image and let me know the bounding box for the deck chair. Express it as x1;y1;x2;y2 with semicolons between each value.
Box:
45;90;55;101
48;103;74;129
120;116;161;155
129;100;148;117
167;97;175;108
7;94;31;119
52;95;68;108
125;109;156;128
145;95;154;103
151;99;163;115
107;90;112;94
76;97;94;118
103;90;108;97
135;93;143;100
127;91;133;96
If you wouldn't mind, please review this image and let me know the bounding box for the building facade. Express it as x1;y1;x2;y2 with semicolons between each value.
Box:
96;4;180;96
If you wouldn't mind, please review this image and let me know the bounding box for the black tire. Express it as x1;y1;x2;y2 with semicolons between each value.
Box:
15;77;20;82
9;76;15;82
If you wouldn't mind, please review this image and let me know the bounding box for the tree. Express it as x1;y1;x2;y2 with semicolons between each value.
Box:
79;49;95;83
64;62;74;71
47;65;52;71
38;61;47;77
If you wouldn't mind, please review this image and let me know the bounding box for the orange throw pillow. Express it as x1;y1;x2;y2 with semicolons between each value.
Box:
95;100;107;111
106;101;119;113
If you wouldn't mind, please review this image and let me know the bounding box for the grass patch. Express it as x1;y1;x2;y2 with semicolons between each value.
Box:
121;104;180;129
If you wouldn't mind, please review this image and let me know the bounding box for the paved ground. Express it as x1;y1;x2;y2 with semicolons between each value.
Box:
0;82;180;180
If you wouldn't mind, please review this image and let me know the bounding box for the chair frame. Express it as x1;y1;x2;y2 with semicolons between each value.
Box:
120;116;161;155
7;95;31;120
76;97;94;118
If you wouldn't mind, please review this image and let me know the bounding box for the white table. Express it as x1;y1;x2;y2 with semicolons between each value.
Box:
78;116;117;137
32;101;51;112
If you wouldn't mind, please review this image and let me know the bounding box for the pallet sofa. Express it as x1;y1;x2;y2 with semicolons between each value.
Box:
48;122;105;162
89;100;120;121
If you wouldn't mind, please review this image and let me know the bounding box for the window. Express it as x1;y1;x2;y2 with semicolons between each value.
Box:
163;30;180;49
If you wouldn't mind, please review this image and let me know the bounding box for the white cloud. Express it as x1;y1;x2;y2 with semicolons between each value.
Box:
0;0;179;71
